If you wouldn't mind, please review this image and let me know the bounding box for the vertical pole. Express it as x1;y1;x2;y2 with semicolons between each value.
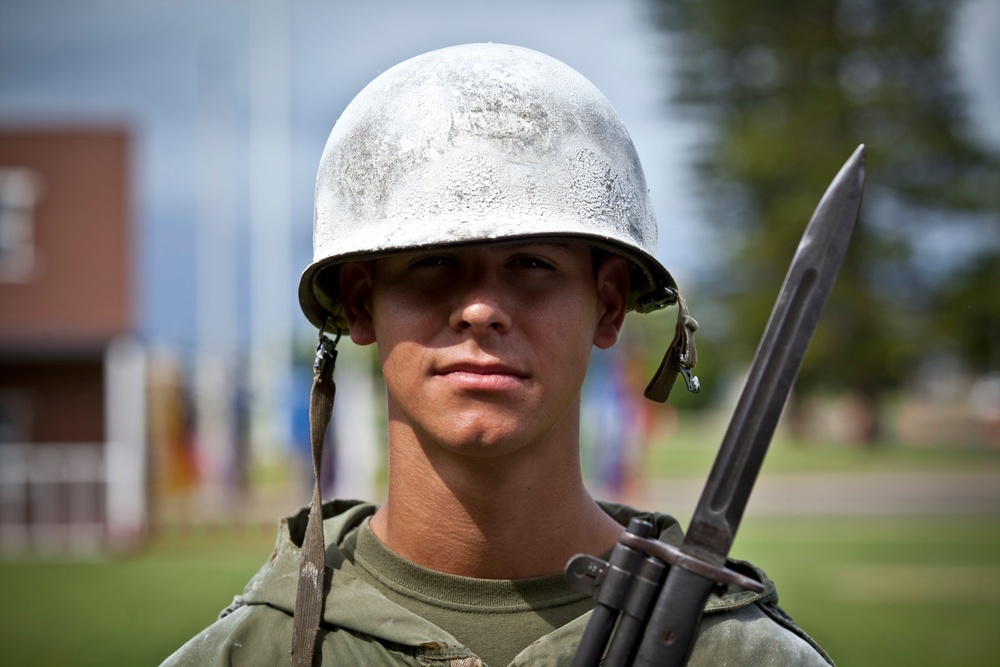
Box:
247;0;293;476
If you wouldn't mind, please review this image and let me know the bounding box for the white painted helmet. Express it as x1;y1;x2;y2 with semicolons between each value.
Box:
298;43;697;400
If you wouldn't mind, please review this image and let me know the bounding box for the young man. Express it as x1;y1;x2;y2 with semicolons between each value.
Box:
163;44;832;666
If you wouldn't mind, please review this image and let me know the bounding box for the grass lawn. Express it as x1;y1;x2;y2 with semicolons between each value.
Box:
732;515;1000;666
0;526;277;667
1;514;999;665
642;413;1000;478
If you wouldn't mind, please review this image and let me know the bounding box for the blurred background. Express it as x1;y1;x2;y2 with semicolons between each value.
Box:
1;0;998;664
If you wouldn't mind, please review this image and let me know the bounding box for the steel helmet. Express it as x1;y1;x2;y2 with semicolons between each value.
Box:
299;42;698;401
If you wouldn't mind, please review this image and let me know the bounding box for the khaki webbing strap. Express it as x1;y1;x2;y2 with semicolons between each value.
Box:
644;291;700;402
291;332;339;666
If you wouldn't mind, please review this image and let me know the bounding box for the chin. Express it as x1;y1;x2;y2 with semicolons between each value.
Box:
436;429;526;458
400;401;570;459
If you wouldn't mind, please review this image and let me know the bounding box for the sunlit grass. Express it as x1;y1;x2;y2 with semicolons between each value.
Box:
732;515;1000;666
1;515;998;666
644;410;1000;478
0;527;276;667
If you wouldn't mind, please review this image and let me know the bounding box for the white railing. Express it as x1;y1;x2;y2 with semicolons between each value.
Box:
0;442;105;555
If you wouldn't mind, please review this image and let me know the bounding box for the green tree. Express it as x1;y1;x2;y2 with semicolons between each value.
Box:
648;0;1000;438
934;249;1000;371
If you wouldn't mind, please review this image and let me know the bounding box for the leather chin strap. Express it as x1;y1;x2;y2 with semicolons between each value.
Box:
644;290;700;402
291;328;339;667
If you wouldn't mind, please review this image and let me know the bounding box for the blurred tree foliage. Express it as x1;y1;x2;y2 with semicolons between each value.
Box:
934;250;1000;371
646;0;1000;435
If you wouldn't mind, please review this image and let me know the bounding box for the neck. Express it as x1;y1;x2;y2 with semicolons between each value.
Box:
370;417;623;579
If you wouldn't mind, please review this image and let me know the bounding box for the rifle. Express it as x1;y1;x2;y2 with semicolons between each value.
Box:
566;145;867;666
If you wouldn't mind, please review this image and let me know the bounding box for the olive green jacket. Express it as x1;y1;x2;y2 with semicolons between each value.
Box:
161;500;832;666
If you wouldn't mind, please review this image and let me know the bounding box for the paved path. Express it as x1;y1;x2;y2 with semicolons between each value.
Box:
630;470;1000;519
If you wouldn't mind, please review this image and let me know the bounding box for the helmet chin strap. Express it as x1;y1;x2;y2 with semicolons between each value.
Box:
644;291;700;402
291;325;340;666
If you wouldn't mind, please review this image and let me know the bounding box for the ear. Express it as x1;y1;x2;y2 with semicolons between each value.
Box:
593;254;630;349
338;261;376;345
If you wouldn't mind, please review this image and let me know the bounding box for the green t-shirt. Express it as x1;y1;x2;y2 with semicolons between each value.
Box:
344;518;594;667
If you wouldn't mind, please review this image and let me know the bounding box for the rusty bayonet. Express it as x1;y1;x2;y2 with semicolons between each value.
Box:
567;144;866;666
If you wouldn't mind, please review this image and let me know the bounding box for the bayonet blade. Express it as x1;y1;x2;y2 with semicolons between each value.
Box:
632;144;866;666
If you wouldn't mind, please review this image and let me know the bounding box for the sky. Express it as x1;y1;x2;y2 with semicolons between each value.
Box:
0;0;997;356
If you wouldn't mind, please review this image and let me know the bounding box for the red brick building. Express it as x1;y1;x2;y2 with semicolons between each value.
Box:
0;128;146;555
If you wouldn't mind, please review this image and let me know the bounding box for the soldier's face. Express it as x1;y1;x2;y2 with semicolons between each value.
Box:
339;240;629;458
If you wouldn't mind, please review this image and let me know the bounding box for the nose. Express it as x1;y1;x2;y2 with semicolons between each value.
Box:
448;269;512;335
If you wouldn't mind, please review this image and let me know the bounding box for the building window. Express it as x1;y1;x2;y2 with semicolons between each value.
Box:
0;168;43;282
0;389;32;444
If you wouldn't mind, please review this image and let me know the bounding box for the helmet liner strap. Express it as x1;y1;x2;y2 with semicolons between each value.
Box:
291;324;340;666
